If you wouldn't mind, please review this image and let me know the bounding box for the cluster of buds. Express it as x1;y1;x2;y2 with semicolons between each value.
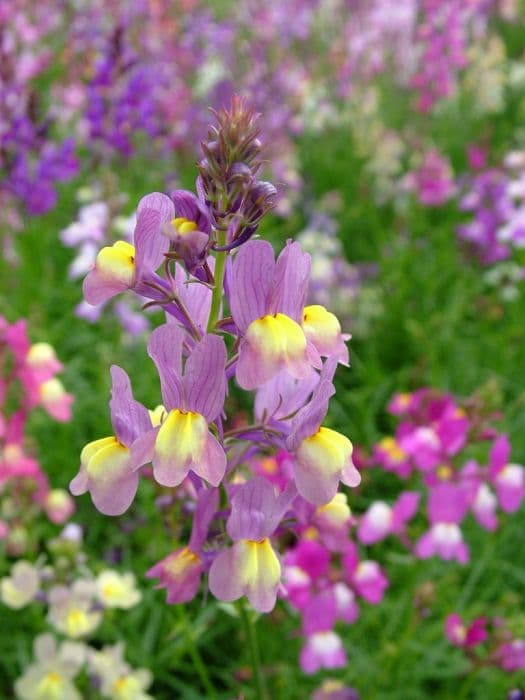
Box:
360;388;524;564
71;100;360;622
0;316;74;554
195;97;277;255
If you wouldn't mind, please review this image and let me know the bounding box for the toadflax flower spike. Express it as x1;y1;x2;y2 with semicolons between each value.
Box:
209;478;296;612
69;366;152;515
135;323;227;487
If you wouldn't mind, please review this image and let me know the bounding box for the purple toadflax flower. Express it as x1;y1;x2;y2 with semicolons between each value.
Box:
229;239;318;390
131;323;227;488
357;492;419;545
162;190;213;275
209;477;295;612
285;357;361;505
83;193;174;305
415;483;469;563
69;366;152;516
147;487;218;603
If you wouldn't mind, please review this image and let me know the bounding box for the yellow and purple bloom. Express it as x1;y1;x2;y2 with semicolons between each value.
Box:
229;239;319;390
209;478;295;612
83;192;174;305
147;488;218;603
70;365;153;516
162;190;212;274
132;323;228;488
286;357;360;504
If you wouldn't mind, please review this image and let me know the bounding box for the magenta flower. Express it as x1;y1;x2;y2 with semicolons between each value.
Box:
209;477;295;612
343;543;388;604
489;435;525;513
399;426;441;471
83;193;174;305
415;484;469;563
69;366;151;515
147;488;218;603
495;640;525;671
445;613;487;648
229;239;316;389
300;631;346;674
357;491;419;545
406;149;456;206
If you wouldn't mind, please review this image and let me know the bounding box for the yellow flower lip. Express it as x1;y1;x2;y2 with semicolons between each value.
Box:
247;313;307;361
155;408;207;464
171;217;198;234
96;240;136;284
80;436;130;481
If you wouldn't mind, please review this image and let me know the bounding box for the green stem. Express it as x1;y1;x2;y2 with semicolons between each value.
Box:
238;599;266;700
178;607;217;700
207;231;227;332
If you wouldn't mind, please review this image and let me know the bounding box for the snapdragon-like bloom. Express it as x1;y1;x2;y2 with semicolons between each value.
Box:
489;435;525;513
445;613;487;648
209;478;295;612
70;366;152;515
15;634;85;700
300;631;347;674
229;239;317;389
95;570;141;609
162;190;212;273
87;643;153;700
0;560;39;609
147;488;218;603
286;357;360;504
343;542;388;604
135;324;227;488
83;193;174;305
357;492;419;544
39;377;73;422
415;484;469;563
47;580;102;639
302;304;349;365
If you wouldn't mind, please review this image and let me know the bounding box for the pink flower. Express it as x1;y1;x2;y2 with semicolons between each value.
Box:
300;631;346;674
445;614;487;648
357;492;419;545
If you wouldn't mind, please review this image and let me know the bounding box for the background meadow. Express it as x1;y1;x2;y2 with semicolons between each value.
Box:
1;1;525;698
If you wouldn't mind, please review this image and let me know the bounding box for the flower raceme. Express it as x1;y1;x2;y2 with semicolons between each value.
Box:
71;101;360;620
